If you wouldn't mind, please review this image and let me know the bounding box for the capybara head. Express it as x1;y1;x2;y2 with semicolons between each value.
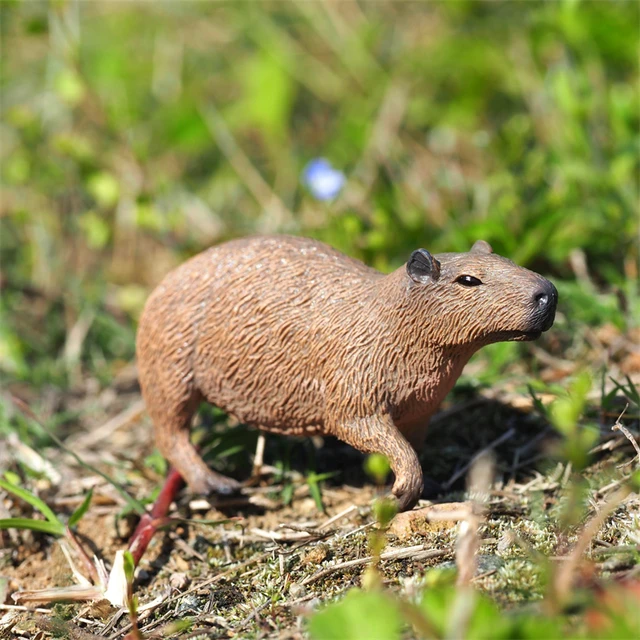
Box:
405;239;557;346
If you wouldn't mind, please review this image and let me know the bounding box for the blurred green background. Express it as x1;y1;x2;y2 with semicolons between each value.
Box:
1;0;638;389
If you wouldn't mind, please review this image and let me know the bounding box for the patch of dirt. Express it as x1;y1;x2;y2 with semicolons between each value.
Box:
1;367;639;638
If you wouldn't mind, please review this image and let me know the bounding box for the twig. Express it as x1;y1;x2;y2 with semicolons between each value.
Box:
300;545;449;587
511;428;552;473
252;434;266;476
0;604;53;613
106;592;173;639
342;522;375;539
592;544;640;557
234;599;271;633
590;434;635;455
456;455;493;587
252;528;313;542
319;504;358;530
510;452;546;473
61;532;98;586
611;404;640;467
471;568;498;582
280;523;335;537
63;308;96;384
429;399;487;427
595;474;632;497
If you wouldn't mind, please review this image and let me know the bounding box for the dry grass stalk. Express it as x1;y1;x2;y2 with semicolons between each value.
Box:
301;545;449;587
447;453;494;639
554;484;633;605
611;405;640;468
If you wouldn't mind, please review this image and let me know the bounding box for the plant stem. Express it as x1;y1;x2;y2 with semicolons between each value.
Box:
127;467;184;566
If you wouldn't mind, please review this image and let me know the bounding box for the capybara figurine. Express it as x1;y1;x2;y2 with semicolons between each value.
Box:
137;235;557;511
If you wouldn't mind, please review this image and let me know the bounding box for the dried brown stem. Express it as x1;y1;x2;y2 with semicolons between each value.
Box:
611;405;640;467
554;485;632;606
300;545;449;587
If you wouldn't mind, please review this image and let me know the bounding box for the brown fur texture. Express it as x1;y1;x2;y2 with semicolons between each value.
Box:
137;235;557;511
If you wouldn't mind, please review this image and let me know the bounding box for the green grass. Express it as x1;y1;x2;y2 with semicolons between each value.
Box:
1;0;638;389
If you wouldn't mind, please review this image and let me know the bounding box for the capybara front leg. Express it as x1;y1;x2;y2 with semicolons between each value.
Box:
335;415;423;512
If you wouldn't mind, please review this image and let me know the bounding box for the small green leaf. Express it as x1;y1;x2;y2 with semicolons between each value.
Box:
3;470;21;486
0;324;26;376
165;619;194;634
0;477;63;530
54;68;85;105
306;473;326;513
68;488;93;528
527;385;548;418
87;172;120;208
420;585;454;635
123;550;135;583
215;444;245;459
78;211;110;249
507;614;565;639
281;482;294;506
143;450;168;476
609;375;640;408
364;454;391;485
628;469;640;494
420;586;515;639
570;370;592;400
309;589;402;640
373;498;397;529
0;518;65;536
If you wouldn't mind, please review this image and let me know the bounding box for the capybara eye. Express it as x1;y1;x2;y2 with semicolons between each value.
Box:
456;275;482;287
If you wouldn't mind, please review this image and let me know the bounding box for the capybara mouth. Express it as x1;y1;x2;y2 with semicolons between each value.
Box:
540;311;556;332
498;329;543;342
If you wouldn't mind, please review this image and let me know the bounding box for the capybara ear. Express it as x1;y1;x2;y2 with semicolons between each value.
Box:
470;240;493;254
407;249;441;284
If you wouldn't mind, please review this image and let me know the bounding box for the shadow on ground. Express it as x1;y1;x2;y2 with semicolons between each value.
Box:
198;394;556;505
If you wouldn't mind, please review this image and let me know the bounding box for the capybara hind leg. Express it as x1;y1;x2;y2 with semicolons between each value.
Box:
334;415;423;512
166;427;241;495
153;402;241;496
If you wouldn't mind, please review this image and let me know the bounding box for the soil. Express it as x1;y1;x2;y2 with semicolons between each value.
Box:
1;358;639;639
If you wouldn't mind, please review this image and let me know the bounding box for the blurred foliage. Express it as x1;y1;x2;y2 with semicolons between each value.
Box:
309;579;640;640
309;377;640;639
1;0;638;386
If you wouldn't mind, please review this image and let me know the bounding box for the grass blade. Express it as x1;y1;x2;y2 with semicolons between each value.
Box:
0;478;63;530
0;517;64;536
11;396;147;515
609;376;640;408
68;488;93;528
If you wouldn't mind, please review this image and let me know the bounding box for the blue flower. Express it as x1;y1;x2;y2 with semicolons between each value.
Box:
302;158;346;201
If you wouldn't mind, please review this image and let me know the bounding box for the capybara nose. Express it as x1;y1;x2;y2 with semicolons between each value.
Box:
533;281;558;331
535;290;549;307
